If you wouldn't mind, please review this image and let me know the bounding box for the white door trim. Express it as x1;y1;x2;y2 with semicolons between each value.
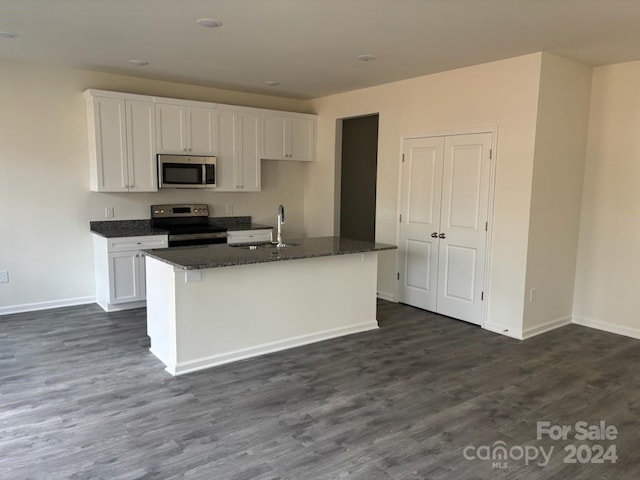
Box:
394;126;498;328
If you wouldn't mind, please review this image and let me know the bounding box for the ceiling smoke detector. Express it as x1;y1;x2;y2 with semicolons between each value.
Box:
357;54;377;62
197;18;223;28
129;59;149;67
0;30;19;39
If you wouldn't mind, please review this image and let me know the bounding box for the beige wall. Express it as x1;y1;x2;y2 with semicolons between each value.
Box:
308;53;544;335
0;59;313;312
8;53;631;342
573;60;640;339
523;54;592;335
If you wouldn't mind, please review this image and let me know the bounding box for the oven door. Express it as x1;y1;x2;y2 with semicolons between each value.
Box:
168;232;227;247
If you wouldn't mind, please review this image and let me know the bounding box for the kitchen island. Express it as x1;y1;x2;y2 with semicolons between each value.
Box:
143;237;397;376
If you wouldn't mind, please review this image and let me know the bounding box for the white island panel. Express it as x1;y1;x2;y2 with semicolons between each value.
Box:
146;252;379;376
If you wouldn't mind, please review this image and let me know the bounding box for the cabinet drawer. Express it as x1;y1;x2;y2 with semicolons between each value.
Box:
107;235;168;252
226;229;273;245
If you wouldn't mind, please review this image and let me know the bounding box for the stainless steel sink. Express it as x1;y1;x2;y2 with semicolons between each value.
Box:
270;242;300;248
229;242;300;250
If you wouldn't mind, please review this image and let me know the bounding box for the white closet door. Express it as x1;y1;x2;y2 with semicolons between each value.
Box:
436;133;492;325
398;137;445;311
398;132;492;326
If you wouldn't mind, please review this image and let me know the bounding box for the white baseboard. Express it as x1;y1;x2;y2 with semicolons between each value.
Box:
0;296;96;316
483;322;523;340
167;321;379;376
376;291;396;302
522;316;572;340
573;316;640;340
96;299;146;312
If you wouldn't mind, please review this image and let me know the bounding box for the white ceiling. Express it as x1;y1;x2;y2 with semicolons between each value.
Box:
2;0;640;99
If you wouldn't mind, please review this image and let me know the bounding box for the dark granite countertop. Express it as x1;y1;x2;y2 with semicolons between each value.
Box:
90;216;272;238
142;236;397;270
89;220;167;238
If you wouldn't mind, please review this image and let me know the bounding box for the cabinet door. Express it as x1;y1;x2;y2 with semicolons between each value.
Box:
261;115;288;160
238;112;261;191
126;100;157;192
92;96;128;191
108;251;144;304
227;229;273;245
156;103;187;153
188;107;218;155
216;109;240;190
289;117;315;162
137;253;147;300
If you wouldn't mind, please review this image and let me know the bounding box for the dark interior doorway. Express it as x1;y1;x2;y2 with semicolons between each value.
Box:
339;114;379;242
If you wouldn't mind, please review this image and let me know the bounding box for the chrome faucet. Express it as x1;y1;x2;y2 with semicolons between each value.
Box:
276;204;285;247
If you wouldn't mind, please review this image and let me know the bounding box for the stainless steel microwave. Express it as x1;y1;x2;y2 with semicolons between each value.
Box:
158;155;216;189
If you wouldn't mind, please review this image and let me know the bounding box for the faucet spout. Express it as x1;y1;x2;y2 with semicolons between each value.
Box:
276;204;285;247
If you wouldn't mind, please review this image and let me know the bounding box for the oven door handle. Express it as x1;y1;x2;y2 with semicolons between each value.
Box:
169;232;228;242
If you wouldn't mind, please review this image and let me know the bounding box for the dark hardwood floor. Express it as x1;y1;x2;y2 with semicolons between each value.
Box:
1;300;639;479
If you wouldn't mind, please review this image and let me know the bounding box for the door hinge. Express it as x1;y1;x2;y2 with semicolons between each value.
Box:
397;272;400;280
481;291;484;301
485;221;488;232
489;148;492;160
399;214;402;223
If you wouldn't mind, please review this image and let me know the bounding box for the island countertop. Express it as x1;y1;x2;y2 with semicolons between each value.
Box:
142;236;397;270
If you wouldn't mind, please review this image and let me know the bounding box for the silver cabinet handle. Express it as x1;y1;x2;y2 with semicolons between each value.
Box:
439;233;446;239
431;232;438;238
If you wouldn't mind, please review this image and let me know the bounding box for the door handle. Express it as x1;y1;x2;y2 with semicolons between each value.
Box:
431;232;438;238
439;233;446;239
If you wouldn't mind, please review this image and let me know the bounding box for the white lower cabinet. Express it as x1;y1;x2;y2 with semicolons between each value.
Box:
93;235;168;312
226;229;273;245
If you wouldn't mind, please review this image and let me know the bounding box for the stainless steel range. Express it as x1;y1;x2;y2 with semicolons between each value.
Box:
151;204;227;247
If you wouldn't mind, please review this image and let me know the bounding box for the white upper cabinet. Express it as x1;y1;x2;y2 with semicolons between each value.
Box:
216;108;261;192
261;113;315;161
155;103;218;155
188;107;218;155
85;89;313;194
85;91;157;192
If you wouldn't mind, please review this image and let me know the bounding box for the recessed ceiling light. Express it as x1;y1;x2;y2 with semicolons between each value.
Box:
129;59;149;67
357;54;377;62
197;18;223;28
0;30;19;39
264;81;280;87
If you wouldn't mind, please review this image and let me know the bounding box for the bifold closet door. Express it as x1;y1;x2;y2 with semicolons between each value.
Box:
398;133;491;325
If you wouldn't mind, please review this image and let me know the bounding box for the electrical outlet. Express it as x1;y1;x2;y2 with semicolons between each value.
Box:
530;288;537;303
185;270;202;283
105;207;114;219
0;270;9;283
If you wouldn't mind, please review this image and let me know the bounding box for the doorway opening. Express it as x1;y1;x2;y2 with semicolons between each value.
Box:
338;114;379;242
